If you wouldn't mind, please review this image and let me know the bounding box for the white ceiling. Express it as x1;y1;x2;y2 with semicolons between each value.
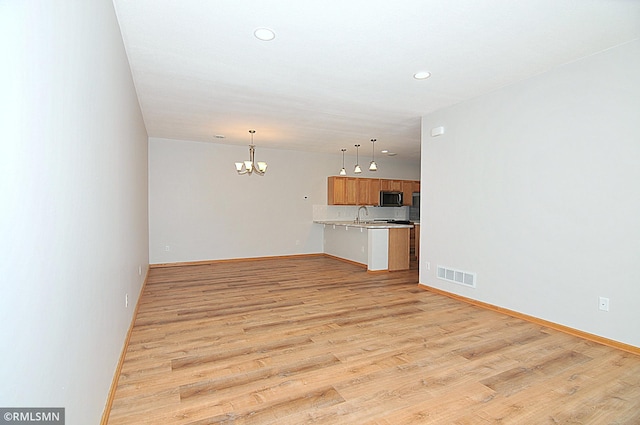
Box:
113;0;640;161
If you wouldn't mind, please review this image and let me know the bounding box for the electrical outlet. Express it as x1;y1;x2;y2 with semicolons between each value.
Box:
165;245;170;252
125;293;129;308
599;297;610;311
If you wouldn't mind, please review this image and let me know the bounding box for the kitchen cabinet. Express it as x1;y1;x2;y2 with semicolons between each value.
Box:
328;176;380;206
328;176;419;206
357;178;381;206
315;220;412;271
388;228;410;271
410;226;416;260
401;181;414;206
328;176;357;205
380;179;403;192
380;179;415;205
344;178;357;205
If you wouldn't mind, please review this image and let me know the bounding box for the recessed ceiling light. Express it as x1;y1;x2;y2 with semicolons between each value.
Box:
381;150;389;154
387;152;397;156
214;134;225;139
413;71;431;80
254;28;275;41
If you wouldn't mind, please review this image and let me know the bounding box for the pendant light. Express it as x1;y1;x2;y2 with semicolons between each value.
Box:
354;144;362;174
339;148;347;175
369;138;378;171
234;130;267;175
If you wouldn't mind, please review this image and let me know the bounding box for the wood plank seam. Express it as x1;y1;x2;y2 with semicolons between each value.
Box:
419;284;640;356
100;267;150;425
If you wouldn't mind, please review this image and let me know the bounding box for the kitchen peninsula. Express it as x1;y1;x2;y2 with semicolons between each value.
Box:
313;220;413;271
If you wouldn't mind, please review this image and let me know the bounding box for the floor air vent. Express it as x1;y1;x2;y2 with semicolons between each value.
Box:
437;265;476;288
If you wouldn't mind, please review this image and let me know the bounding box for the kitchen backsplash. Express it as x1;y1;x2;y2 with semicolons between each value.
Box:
313;205;410;222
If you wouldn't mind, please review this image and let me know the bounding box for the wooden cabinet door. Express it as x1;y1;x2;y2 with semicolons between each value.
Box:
345;177;357;205
356;178;369;205
368;178;381;206
328;176;347;205
402;181;414;206
388;228;410;271
380;179;402;192
357;178;381;205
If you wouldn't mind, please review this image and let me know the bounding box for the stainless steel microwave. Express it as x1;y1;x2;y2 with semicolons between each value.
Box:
380;191;403;207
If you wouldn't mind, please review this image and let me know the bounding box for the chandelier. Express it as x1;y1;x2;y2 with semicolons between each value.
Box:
235;130;267;175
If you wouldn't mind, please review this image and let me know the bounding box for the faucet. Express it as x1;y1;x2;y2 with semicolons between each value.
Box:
355;206;369;223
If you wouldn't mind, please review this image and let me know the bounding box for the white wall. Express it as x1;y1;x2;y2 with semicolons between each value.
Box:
149;138;419;263
419;40;640;348
0;1;148;424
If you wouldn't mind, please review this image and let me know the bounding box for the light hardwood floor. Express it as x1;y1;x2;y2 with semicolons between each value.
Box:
107;256;640;424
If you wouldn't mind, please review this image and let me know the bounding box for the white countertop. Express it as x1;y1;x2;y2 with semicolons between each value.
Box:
313;220;413;229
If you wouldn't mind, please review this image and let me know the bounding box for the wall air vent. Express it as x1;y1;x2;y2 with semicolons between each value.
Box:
437;265;476;288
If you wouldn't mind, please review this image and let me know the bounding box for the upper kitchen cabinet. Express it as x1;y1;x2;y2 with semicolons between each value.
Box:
380;179;403;192
328;176;380;206
328;177;418;206
357;178;381;206
379;179;418;206
402;180;420;206
328;176;357;205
